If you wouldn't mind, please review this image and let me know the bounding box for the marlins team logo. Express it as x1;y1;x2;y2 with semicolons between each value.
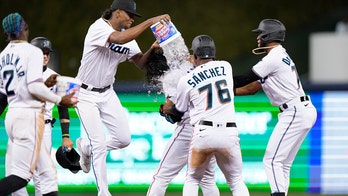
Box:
42;40;51;48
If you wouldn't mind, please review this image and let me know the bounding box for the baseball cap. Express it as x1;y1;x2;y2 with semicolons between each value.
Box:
2;12;26;35
111;0;142;17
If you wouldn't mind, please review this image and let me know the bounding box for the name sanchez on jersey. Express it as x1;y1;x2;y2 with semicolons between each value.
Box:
187;66;226;88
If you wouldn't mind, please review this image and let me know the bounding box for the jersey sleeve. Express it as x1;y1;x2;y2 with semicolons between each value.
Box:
252;54;277;78
27;47;44;84
87;19;115;48
125;40;141;59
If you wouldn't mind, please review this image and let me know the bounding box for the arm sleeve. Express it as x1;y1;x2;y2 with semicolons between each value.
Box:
57;105;70;120
28;82;61;104
233;68;261;88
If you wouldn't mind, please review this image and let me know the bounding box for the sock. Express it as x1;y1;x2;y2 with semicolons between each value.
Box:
271;192;286;196
0;175;28;196
43;191;58;196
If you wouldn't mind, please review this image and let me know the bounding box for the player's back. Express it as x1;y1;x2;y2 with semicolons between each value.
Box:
178;60;236;125
0;42;45;108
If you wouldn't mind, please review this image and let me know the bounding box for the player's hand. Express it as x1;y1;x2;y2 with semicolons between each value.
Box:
59;92;78;108
150;14;171;25
45;74;59;87
62;138;74;152
150;41;160;49
162;99;174;114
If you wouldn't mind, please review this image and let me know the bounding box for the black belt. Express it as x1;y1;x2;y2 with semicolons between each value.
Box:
81;83;111;93
199;120;237;127
279;95;309;112
45;119;52;124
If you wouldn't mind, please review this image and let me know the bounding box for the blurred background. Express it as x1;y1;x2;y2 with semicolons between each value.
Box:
1;0;348;195
1;0;348;83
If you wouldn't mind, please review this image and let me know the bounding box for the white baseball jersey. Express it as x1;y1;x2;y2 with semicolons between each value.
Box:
0;42;45;108
76;18;141;88
175;60;236;125
252;45;305;106
175;60;249;196
251;44;317;195
0;41;58;194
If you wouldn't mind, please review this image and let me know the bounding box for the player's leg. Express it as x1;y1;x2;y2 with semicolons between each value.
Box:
0;109;44;194
215;131;249;196
200;156;220;196
5;140;29;196
30;112;58;195
147;123;191;196
100;91;131;150
33;123;53;196
183;149;212;196
277;107;317;195
263;111;304;194
183;126;214;196
76;89;111;196
34;142;58;195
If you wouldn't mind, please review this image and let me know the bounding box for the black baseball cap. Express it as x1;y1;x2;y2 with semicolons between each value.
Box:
111;0;141;17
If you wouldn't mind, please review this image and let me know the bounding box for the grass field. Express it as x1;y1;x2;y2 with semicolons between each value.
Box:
58;193;346;196
26;184;348;196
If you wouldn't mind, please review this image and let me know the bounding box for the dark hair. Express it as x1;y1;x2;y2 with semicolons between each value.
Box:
102;8;114;20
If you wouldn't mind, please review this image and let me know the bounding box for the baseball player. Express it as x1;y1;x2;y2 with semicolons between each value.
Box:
74;0;170;195
146;47;219;196
0;13;76;196
233;19;317;196
162;35;250;196
3;37;73;196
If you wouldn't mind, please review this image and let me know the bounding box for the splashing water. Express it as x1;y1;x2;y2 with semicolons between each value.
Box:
158;36;194;98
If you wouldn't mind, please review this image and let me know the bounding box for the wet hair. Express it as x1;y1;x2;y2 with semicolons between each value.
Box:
145;47;169;85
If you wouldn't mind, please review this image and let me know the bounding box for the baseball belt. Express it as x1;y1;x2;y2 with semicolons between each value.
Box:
199;120;237;128
279;95;309;112
81;83;111;93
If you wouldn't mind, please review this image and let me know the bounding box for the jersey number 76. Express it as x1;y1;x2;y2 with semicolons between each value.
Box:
198;79;231;110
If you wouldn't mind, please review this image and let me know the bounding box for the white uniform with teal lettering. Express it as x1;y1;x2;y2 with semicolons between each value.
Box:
6;67;59;196
174;60;249;196
252;45;317;194
75;17;141;196
0;42;58;194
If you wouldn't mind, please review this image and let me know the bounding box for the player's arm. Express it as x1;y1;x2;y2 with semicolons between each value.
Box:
57;105;73;152
108;14;170;44
233;68;261;88
130;41;159;70
28;82;77;107
235;81;262;96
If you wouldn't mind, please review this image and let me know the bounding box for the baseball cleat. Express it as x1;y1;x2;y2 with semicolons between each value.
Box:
77;138;91;173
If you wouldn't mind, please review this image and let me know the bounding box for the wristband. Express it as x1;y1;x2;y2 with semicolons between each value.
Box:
61;122;70;138
62;134;70;138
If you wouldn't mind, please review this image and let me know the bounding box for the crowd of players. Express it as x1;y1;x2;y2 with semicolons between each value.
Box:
0;0;317;196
